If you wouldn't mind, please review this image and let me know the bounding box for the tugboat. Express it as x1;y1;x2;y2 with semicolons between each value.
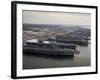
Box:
23;39;80;56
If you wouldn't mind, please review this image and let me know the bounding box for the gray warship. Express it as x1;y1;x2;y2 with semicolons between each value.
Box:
23;39;80;56
48;37;88;46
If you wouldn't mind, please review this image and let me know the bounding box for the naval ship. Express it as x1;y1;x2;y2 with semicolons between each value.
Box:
48;34;90;46
48;38;88;46
23;39;80;56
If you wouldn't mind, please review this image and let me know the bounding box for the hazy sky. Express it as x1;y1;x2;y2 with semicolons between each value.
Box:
22;10;91;25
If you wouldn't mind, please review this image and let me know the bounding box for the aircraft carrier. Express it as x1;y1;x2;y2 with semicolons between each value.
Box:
23;39;79;56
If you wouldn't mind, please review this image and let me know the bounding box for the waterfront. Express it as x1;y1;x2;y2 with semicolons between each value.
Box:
23;44;90;69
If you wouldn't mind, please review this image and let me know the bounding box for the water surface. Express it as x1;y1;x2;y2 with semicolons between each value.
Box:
23;44;90;69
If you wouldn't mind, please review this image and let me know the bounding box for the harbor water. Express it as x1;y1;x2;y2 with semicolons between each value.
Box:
23;44;90;69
